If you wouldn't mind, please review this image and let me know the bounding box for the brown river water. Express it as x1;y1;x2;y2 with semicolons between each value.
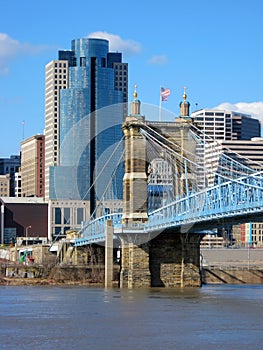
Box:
0;284;263;349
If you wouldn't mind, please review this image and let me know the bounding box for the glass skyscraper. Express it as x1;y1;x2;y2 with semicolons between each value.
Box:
47;38;128;215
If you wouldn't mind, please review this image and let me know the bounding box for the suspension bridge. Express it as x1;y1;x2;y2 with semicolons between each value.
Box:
71;99;263;288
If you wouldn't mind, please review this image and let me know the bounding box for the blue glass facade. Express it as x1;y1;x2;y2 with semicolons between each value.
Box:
50;38;125;214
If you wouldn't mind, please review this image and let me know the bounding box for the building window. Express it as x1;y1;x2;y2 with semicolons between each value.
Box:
55;208;61;224
77;208;84;225
54;227;62;236
80;57;86;66
64;207;70;224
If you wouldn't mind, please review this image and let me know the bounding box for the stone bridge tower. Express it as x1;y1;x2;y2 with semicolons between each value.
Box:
119;88;202;288
122;87;148;226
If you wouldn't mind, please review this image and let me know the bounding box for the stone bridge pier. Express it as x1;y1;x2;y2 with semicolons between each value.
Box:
119;230;202;288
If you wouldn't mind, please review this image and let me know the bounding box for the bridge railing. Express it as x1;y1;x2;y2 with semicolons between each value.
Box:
146;172;263;231
74;213;123;245
76;171;263;245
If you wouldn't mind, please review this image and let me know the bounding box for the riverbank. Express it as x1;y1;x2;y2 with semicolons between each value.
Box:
0;276;105;286
1;266;263;287
1;247;263;287
0;262;119;287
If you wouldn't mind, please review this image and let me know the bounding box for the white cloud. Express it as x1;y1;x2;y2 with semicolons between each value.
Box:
148;54;167;65
214;102;263;123
0;33;48;75
87;31;141;57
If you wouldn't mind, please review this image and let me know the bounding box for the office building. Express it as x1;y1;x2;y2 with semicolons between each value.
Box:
21;134;45;197
14;171;22;197
44;37;128;240
191;108;262;245
0;174;10;197
220;138;263;247
45;59;68;199
0;197;48;244
232;113;261;140
45;38;127;203
204;137;263;245
0;155;21;196
191;109;260;141
191;109;261;186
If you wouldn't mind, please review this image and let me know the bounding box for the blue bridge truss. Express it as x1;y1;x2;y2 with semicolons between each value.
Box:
74;123;263;246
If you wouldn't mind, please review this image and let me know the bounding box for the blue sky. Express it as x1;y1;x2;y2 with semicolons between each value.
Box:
1;0;263;157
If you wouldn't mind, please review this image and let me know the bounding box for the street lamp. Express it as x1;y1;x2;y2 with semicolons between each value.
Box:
25;225;31;246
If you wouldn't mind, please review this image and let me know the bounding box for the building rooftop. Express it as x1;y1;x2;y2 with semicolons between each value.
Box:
0;197;46;205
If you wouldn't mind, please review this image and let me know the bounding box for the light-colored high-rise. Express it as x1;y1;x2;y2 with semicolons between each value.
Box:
44;60;69;199
191;108;262;246
191;109;260;141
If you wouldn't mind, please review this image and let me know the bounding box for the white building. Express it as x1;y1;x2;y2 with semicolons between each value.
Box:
14;172;21;197
44;59;69;200
191;109;260;141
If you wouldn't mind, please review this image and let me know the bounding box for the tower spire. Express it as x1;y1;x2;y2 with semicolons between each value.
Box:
130;84;141;116
133;84;138;101
179;86;190;117
183;86;187;101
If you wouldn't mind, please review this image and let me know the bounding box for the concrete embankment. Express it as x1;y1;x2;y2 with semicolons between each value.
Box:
201;248;263;284
201;267;263;284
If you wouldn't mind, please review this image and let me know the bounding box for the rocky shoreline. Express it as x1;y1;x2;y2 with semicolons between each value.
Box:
0;261;117;287
0;276;104;286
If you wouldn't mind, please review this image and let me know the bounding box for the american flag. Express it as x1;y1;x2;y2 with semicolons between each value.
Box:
160;87;170;101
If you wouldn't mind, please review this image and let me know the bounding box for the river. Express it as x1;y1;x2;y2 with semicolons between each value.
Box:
0;284;262;349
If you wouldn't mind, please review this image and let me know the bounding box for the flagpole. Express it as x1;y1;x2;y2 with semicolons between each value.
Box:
159;86;162;121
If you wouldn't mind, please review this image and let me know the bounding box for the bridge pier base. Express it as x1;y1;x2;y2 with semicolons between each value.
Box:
150;231;202;287
119;231;202;288
120;237;151;288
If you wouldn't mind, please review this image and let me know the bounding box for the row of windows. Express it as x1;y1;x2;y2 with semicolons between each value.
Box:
54;207;84;225
195;117;226;122
54;63;67;68
115;76;127;82
252;223;263;228
54;80;67;85
114;65;127;70
115;83;127;88
203;112;230;117
115;71;127;76
54;86;64;91
54;73;67;78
